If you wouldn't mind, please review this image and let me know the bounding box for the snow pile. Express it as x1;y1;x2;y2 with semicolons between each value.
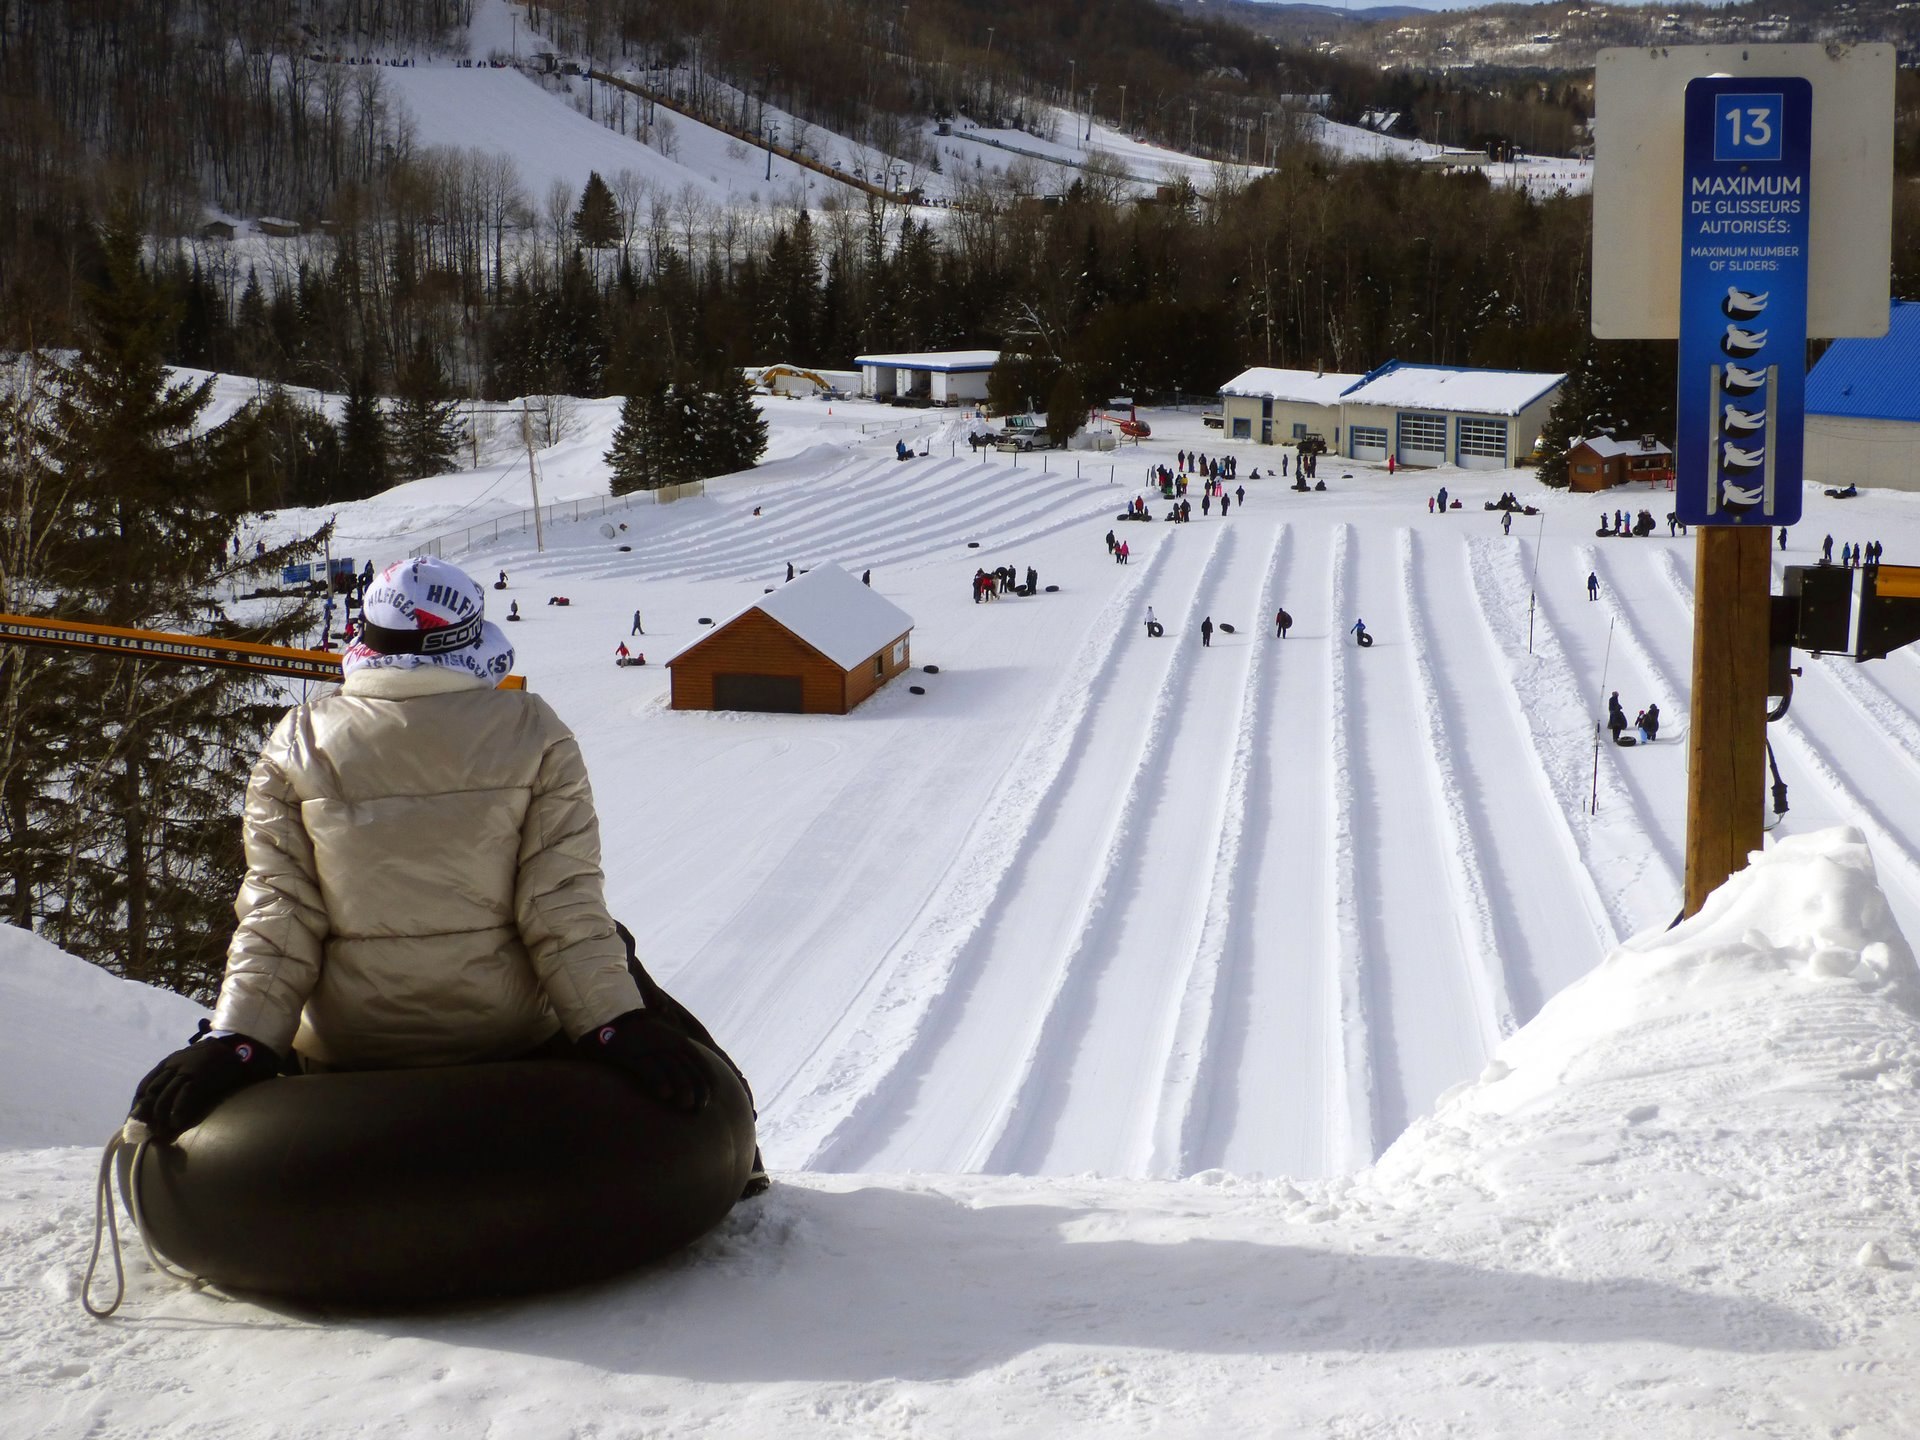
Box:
3;830;1918;1434
0;925;205;1150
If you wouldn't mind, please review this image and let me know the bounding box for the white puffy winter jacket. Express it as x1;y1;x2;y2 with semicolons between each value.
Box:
211;664;641;1068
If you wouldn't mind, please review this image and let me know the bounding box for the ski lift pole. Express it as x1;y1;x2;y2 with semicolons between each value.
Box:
1527;511;1546;654
522;396;546;553
1590;616;1615;814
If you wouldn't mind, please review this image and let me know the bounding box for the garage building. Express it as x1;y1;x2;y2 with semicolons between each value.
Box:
1337;361;1565;470
1218;367;1360;447
1804;300;1920;493
856;350;1000;405
667;563;915;715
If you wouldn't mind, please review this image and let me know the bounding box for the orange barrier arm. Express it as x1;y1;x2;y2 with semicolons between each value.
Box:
0;614;524;689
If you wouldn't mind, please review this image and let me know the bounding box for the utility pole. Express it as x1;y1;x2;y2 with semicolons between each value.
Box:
1118;83;1126;134
1085;84;1097;142
1067;59;1075;123
520;396;546;553
985;27;995;120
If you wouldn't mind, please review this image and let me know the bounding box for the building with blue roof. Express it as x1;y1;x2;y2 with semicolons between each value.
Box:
1806;301;1920;492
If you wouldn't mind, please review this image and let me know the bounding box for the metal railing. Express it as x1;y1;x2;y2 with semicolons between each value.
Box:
408;483;704;560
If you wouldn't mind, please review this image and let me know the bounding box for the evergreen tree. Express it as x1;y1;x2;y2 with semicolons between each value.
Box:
1045;368;1090;446
604;382;667;494
695;365;770;476
3;218;319;995
572;171;621;250
1535;339;1675;488
388;338;465;480
338;365;392;498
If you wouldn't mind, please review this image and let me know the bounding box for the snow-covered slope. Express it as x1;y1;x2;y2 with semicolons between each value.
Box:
193;395;1920;1188
4;829;1917;1435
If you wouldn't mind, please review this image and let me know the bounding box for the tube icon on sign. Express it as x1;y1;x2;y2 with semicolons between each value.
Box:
1723;363;1766;397
1722;325;1768;357
1721;440;1765;474
1723;286;1769;320
1722;403;1766;433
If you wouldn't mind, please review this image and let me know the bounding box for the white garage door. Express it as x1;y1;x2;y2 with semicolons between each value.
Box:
1455;417;1510;470
1350;425;1388;461
1396;413;1447;467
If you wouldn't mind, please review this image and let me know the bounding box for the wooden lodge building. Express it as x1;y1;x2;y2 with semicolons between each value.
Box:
1565;434;1675;492
667;562;915;715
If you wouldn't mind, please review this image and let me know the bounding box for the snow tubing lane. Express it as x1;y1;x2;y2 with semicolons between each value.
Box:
126;1054;755;1307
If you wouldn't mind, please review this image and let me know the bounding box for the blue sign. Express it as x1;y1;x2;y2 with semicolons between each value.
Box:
1674;76;1812;526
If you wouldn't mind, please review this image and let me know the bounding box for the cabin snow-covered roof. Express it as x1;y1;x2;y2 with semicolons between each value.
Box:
1806;300;1920;424
1572;434;1672;459
1218;367;1361;406
854;349;1000;372
667;562;915;671
1341;361;1565;417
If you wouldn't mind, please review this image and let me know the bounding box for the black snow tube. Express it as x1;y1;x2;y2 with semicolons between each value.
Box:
125;1053;754;1308
1356;631;1374;648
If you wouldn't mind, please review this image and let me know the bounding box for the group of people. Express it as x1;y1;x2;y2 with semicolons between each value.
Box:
1822;536;1882;568
1598;508;1657;538
1607;691;1661;745
974;564;1040;601
1428;485;1453;514
1176;450;1238;483
1104;529;1133;563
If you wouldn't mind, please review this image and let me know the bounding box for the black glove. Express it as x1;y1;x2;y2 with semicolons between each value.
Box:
129;1024;280;1142
579;1010;712;1114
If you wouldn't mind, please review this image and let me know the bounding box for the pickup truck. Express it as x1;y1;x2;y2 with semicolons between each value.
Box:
993;414;1055;451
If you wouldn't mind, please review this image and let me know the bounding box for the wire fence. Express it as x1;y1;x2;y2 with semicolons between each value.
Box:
407;483;705;560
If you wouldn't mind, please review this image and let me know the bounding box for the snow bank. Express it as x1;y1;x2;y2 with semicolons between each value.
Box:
2;834;1918;1433
0;924;205;1150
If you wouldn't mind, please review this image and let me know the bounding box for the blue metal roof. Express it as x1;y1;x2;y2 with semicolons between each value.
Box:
1806;301;1920;423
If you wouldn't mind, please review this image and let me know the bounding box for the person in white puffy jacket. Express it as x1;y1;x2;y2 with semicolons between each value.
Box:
129;557;749;1167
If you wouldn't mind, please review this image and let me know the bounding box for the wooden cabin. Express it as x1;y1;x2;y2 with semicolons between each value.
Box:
667;562;914;715
1567;435;1675;492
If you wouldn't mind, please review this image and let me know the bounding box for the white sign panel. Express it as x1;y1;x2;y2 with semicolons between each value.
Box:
1592;44;1892;340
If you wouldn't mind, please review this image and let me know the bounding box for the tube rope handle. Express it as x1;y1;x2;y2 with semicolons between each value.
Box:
81;1118;218;1319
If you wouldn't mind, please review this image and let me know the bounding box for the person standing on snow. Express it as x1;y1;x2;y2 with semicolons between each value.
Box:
630;609;644;636
1235;485;1245;507
125;556;765;1193
1822;534;1834;564
1275;608;1292;638
1502;511;1513;536
1350;617;1370;646
1587;571;1600;602
1607;691;1628;744
1145;606;1163;638
1200;616;1214;647
1436;484;1449;513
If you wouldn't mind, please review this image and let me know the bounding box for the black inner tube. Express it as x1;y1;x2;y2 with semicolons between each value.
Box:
127;1054;754;1308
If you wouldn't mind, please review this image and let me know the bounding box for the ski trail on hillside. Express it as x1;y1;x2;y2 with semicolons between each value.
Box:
1155;521;1285;1176
1430;537;1617;1012
617;459;1120;588
780;532;1207;1172
1341;523;1493;1148
1325;523;1376;1167
1462;537;1664;949
1170;522;1346;1178
985;527;1241;1176
1395;529;1519;1036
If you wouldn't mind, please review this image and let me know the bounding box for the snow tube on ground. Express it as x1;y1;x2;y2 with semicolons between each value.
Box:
125;1054;754;1308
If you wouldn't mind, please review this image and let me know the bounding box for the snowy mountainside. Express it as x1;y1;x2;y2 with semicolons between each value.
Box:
3;829;1918;1434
